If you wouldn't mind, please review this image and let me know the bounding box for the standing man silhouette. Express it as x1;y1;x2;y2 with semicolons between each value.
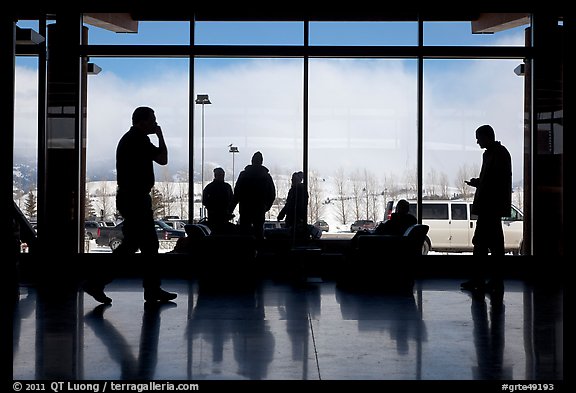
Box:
461;124;512;296
84;106;177;304
232;151;276;241
202;167;234;231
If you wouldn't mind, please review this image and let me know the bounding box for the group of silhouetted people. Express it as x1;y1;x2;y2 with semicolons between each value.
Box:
82;106;309;305
202;151;312;243
80;106;511;306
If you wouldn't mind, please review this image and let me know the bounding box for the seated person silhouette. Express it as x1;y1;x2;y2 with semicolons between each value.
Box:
374;199;417;236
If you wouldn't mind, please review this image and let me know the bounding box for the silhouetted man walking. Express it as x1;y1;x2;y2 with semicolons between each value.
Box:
84;106;177;304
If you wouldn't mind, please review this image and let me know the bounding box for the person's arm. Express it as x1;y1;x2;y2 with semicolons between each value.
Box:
266;175;276;211
278;187;291;221
465;178;479;187
278;206;287;221
202;184;209;207
226;184;234;215
153;125;168;165
230;173;242;212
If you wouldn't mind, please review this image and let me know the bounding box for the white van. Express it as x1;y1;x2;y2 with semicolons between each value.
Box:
385;200;524;255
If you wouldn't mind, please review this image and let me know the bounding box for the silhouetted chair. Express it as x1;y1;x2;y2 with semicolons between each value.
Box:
173;223;258;287
357;224;429;257
337;224;429;294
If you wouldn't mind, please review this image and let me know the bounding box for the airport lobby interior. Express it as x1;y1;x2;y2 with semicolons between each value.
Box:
5;9;568;388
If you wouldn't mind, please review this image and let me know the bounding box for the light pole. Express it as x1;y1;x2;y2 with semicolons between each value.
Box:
229;144;239;188
195;94;211;218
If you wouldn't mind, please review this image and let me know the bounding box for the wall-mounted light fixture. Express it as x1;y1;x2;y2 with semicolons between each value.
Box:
87;63;102;75
16;26;45;45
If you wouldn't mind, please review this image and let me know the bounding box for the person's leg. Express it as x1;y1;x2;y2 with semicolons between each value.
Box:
462;216;489;291
254;211;266;241
487;215;505;256
238;206;252;236
138;198;177;302
472;216;490;256
114;192;144;255
485;215;505;303
83;258;114;304
140;214;161;293
83;192;136;303
83;277;113;304
113;217;140;254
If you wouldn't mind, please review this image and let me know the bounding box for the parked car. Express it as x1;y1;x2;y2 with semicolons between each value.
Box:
384;199;524;255
98;220;117;227
96;219;186;250
84;220;100;240
350;219;375;232
264;220;286;230
313;220;329;232
161;219;188;230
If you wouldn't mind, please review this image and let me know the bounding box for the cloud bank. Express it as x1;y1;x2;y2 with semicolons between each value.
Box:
15;54;525;187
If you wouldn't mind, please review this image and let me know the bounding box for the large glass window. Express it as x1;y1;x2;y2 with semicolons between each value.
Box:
193;58;304;221
86;57;190;252
309;21;418;46
423;59;524;210
14;56;39;224
195;22;304;45
84;20;190;45
13;17;529;252
309;58;417;229
424;21;527;46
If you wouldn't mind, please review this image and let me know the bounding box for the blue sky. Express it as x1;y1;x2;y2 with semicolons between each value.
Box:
14;18;528;192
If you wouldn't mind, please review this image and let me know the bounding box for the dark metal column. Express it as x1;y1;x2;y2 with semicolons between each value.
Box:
44;15;86;255
32;15;86;380
2;17;15;227
525;15;564;256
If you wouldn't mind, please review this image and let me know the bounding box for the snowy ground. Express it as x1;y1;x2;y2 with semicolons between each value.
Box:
85;239;177;254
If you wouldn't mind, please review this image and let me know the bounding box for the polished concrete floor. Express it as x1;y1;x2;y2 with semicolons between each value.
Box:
12;277;563;383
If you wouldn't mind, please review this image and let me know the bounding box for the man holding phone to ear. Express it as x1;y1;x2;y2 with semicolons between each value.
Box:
84;106;177;304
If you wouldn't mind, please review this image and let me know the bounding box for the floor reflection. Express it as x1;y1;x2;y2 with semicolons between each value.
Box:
186;282;275;380
277;282;321;379
12;278;563;381
336;288;427;356
84;301;176;380
469;291;512;379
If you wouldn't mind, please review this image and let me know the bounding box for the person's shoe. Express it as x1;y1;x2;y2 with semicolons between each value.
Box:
144;289;178;303
460;279;486;292
144;300;177;312
83;285;112;304
85;303;112;320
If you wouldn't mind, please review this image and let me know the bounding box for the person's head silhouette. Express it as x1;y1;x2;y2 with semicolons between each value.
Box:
213;167;225;181
396;199;410;215
291;171;304;186
252;151;263;165
475;124;495;149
